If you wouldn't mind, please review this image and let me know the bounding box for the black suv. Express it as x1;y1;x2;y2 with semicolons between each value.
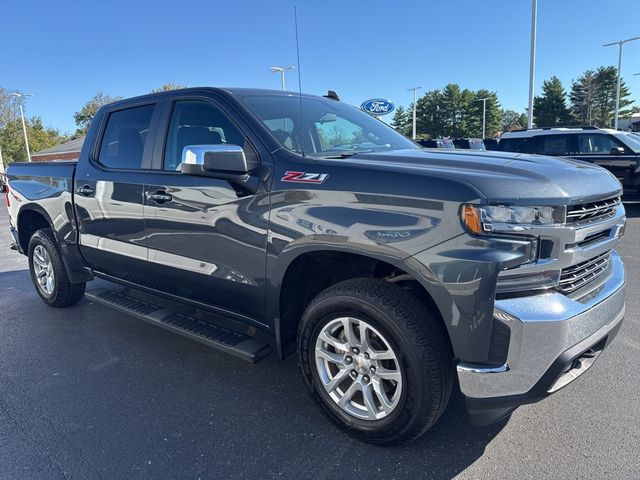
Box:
499;126;640;190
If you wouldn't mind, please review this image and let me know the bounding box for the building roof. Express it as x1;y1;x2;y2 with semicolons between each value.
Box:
33;136;85;156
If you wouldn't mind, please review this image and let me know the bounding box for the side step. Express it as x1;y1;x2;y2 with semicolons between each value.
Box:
85;288;272;363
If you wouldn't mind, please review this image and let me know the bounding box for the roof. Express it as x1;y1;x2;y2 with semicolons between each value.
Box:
501;127;618;139
104;86;326;111
33;136;85;156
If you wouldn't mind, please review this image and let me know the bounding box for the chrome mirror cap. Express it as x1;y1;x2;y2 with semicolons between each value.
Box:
180;144;249;176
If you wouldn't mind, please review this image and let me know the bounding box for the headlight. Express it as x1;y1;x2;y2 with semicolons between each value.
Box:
461;204;562;234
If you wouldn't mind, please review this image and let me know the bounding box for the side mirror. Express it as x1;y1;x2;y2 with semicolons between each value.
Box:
0;183;6;194
610;147;625;155
180;144;249;177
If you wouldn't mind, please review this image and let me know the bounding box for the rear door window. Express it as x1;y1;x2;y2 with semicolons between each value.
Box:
98;104;155;169
534;135;571;156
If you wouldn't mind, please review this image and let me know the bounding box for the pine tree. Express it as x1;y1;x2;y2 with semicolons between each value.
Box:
570;70;597;125
592;66;634;127
415;90;445;138
467;90;502;138
390;105;410;137
533;76;572;127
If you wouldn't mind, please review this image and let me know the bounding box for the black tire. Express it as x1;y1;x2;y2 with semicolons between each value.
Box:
28;228;86;307
298;278;453;446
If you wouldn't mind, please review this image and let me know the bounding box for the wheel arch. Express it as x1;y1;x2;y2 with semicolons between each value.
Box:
16;204;55;254
270;245;454;359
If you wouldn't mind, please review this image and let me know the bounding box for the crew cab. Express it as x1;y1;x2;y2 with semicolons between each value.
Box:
5;88;627;445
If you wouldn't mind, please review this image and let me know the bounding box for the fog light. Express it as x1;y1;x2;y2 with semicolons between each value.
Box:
496;269;560;293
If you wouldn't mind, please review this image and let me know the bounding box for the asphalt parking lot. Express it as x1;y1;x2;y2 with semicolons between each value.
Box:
0;201;639;480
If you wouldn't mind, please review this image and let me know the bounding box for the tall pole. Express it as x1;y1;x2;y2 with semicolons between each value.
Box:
527;0;538;129
603;36;640;130
269;66;296;91
407;86;422;140
477;97;489;138
10;93;33;162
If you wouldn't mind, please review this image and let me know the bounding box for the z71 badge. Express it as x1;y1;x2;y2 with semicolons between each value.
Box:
281;171;329;184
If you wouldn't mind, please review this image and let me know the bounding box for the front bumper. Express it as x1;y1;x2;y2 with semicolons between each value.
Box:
458;250;625;425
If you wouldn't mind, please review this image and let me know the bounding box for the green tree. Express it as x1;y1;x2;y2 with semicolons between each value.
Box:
533;76;572;127
0;87;21;130
73;92;122;137
0;116;67;163
501;109;527;131
467;90;501;138
569;70;598;125
438;84;476;137
390;105;410;137
591;66;634;127
150;83;187;93
416;90;446;138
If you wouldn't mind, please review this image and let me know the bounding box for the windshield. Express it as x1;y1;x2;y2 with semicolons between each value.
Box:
239;94;417;157
615;132;640;153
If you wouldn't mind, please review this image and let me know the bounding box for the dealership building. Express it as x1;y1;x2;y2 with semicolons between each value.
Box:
31;136;85;162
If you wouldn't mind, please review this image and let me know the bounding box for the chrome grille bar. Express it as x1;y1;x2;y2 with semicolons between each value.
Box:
566;197;621;223
558;251;611;294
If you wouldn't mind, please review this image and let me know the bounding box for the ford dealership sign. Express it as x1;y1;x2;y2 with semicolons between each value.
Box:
361;99;395;116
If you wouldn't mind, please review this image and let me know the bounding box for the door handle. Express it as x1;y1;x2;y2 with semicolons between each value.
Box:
77;185;95;196
146;190;173;203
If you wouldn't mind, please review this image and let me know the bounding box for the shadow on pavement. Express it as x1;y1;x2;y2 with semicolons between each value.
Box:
0;267;506;479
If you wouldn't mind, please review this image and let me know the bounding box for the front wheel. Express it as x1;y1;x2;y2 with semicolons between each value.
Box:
298;278;453;446
28;229;86;307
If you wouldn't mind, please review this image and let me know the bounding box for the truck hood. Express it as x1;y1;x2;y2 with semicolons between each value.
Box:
347;149;622;205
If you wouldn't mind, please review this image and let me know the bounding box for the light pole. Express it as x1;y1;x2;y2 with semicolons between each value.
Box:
407;86;422;140
10;92;33;162
477;97;490;139
269;66;296;91
603;36;640;130
527;0;538;129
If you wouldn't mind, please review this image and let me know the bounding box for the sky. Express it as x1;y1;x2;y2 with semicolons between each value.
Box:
1;0;639;134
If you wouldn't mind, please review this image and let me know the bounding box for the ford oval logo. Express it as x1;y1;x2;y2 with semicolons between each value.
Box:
361;98;395;116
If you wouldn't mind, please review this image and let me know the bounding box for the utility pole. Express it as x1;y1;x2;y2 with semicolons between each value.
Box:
407;86;422;140
10;92;33;162
477;97;490;139
269;66;296;91
603;36;640;129
527;0;538;129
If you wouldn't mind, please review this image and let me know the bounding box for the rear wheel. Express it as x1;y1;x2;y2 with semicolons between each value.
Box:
28;229;86;307
298;278;453;446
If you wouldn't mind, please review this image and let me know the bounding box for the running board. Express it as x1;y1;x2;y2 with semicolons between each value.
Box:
85;288;272;363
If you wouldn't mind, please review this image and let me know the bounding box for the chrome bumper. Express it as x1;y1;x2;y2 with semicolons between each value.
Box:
458;250;625;400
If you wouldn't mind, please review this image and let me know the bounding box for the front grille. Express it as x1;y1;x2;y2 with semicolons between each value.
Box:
566;196;620;224
558;251;612;294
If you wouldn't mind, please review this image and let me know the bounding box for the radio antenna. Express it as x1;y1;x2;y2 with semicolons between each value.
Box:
294;6;305;157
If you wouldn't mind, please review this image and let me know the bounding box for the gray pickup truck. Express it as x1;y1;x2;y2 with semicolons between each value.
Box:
4;88;626;445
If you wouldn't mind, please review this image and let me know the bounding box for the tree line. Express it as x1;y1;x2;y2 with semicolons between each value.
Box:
391;65;637;139
0;83;185;163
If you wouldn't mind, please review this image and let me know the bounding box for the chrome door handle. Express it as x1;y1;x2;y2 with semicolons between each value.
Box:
77;185;95;196
146;190;173;203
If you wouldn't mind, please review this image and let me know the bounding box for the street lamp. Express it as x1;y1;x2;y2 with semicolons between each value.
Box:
603;36;640;129
477;97;490;139
407;86;422;140
10;92;33;162
269;66;296;91
527;0;538;129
